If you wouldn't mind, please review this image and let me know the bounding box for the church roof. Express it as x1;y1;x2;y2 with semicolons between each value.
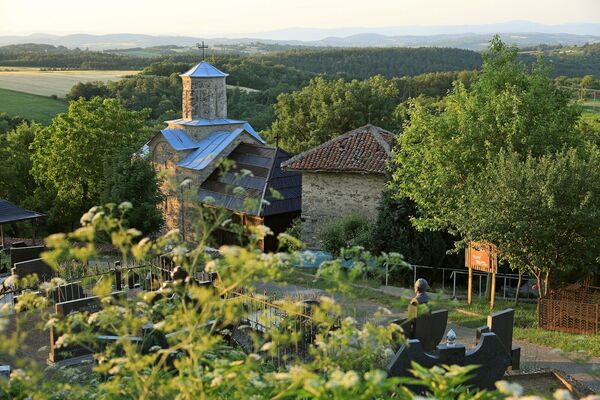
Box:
281;124;395;174
198;143;302;217
161;129;198;151
180;61;228;78
177;128;244;171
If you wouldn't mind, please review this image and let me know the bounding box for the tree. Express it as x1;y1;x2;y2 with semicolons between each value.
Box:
66;81;109;100
392;37;582;232
390;37;588;292
30;98;150;228
270;76;405;154
580;74;595;89
455;149;600;298
371;190;448;269
100;154;164;235
0;122;38;204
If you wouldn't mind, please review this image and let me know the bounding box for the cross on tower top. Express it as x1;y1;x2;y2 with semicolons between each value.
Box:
195;41;209;59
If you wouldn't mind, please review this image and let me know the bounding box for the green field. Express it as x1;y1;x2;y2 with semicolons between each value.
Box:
0;88;67;124
0;67;136;98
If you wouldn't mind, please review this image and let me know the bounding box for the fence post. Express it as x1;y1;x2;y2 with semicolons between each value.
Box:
413;265;417;286
442;269;445;292
452;271;456;299
596;304;600;335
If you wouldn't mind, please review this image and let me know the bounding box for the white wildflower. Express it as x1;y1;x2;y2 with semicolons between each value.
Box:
553;389;573;400
340;371;359;389
495;380;523;396
261;342;273;352
118;201;133;211
126;228;142;237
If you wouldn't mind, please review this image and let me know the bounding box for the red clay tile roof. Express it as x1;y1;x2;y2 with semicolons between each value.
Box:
281;124;395;174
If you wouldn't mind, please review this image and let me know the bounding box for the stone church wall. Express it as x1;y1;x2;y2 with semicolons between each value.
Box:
151;133;262;234
300;172;386;248
182;76;227;120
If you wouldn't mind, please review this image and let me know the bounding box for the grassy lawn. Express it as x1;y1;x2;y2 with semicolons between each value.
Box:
281;268;407;309
0;88;67;124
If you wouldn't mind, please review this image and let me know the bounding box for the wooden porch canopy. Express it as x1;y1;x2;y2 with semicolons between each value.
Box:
0;199;45;248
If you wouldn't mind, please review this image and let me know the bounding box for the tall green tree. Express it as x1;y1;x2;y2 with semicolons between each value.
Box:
455;148;600;297
0;122;38;204
391;37;591;292
270;76;405;154
31;98;150;228
392;37;582;232
371;190;448;269
100;154;164;235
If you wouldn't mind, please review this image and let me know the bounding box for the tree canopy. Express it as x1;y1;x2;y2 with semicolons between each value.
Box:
390;37;597;290
30;98;150;227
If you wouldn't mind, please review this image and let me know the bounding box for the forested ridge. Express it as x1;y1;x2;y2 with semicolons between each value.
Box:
2;42;599;82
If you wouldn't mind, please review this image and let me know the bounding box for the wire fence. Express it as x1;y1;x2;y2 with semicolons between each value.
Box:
394;264;537;302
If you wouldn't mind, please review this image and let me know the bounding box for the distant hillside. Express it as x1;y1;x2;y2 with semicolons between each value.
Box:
0;42;597;83
1;25;599;51
262;47;483;79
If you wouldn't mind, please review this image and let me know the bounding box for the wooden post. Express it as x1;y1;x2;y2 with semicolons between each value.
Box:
0;224;4;249
490;271;496;309
468;267;473;305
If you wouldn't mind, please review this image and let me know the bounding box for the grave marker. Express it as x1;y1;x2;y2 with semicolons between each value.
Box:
12;258;53;282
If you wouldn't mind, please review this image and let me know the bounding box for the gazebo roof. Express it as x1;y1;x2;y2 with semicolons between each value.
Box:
0;199;45;224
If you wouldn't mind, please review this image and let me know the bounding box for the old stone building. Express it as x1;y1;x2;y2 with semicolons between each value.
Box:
281;124;395;248
146;61;301;251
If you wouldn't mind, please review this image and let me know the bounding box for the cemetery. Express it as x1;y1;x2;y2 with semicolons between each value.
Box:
0;223;597;398
0;15;598;397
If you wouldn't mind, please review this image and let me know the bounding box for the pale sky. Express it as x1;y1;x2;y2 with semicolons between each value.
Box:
1;0;599;36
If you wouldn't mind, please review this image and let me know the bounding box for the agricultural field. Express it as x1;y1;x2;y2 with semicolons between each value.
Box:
0;88;67;124
0;67;137;97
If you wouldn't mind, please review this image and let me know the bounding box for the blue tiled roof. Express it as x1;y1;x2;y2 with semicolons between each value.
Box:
180;61;228;78
167;118;245;126
177;128;244;171
166;118;265;144
161;129;199;151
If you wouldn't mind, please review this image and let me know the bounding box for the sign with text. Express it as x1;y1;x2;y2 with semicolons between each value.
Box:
465;242;498;273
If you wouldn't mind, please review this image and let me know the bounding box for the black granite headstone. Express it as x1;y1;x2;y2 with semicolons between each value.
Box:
12;258;53;282
10;246;45;268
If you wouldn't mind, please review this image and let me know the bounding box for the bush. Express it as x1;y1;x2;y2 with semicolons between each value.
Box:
319;213;373;256
372;189;448;268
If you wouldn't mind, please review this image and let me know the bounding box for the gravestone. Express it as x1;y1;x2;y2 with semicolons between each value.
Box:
12;258;53;282
10;246;45;268
49;281;85;304
388;333;511;390
127;271;140;289
476;308;521;370
49;291;126;363
391;310;448;352
389;308;520;390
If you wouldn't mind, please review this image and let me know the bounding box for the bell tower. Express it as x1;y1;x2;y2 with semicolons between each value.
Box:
180;61;228;120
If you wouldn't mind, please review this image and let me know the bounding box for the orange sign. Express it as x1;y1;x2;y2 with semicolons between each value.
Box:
465;242;497;273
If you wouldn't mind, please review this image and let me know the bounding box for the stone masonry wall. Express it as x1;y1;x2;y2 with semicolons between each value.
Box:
300;172;386;248
150;133;262;235
182;76;227;120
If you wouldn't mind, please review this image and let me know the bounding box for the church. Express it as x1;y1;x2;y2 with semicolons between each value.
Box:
146;61;301;251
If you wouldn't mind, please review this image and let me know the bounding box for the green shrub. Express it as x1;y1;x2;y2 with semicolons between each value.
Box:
318;213;373;256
